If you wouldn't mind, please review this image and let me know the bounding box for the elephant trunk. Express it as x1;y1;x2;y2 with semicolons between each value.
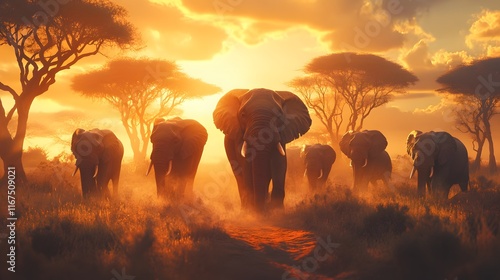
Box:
250;151;273;212
79;166;98;198
153;161;170;198
417;167;431;197
352;164;368;190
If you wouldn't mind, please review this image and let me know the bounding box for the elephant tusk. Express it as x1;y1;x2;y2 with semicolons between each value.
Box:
317;169;323;179
429;167;434;178
304;169;308;177
146;161;153;176
349;160;353;167
362;158;368;168
409;166;416;179
93;167;99;179
277;143;286;156
72;166;79;177
241;141;248;158
166;160;173;176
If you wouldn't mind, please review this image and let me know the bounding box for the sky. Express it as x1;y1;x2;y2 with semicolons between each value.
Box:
2;0;500;163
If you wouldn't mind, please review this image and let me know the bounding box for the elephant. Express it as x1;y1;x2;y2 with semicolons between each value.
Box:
71;128;124;199
339;130;392;190
147;117;208;199
302;144;336;191
213;88;312;211
406;130;469;198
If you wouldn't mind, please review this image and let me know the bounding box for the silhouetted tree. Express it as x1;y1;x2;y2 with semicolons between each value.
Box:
437;57;500;173
450;95;487;172
0;0;136;184
290;52;418;145
71;58;220;167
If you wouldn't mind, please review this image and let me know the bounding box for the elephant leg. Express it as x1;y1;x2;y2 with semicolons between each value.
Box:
96;164;111;199
270;152;286;209
185;152;203;198
111;161;121;198
225;137;252;209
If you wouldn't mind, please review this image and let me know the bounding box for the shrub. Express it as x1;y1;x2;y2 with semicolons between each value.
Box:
362;203;414;241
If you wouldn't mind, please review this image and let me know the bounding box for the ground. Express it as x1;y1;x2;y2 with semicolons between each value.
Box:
0;157;499;280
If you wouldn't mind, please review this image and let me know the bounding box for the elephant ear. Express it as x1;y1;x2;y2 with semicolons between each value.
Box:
213;89;248;139
71;128;86;154
339;131;355;157
322;145;336;166
432;132;457;165
177;119;208;159
274;91;312;143
363;130;388;156
99;130;121;162
406;130;422;156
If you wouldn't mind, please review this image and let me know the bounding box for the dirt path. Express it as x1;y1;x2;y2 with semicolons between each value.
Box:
201;218;340;280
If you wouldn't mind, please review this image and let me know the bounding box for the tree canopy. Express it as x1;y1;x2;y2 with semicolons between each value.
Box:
437;57;500;173
0;0;137;183
71;57;221;166
290;52;418;145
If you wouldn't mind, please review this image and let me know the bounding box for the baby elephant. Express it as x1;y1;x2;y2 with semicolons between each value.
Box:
71;128;124;199
147;117;208;199
302;144;336;190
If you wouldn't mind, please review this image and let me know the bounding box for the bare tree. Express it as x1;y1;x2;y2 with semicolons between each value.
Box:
437;57;500;173
0;0;136;183
71;58;220;167
451;95;487;172
289;74;345;144
290;52;418;145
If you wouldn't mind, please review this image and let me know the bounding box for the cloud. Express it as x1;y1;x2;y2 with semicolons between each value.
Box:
400;40;473;91
466;10;500;52
115;0;227;60
179;0;447;52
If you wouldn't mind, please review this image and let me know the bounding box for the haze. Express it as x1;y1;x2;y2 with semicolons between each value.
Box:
1;0;500;162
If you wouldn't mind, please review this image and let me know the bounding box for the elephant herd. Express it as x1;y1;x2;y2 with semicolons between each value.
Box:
70;88;470;211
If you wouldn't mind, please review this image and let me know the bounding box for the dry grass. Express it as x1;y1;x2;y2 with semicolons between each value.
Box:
0;156;499;280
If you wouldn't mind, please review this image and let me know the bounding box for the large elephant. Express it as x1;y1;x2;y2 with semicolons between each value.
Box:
71;128;124;199
147;117;208;199
302;144;336;191
406;130;469;198
213;88;312;211
339;130;392;190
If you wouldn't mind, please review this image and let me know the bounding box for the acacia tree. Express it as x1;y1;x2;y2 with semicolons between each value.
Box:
0;0;136;183
437;57;500;174
290;52;418;144
71;58;220;166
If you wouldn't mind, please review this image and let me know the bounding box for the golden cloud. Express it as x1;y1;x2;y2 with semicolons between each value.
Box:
179;0;446;52
466;10;500;50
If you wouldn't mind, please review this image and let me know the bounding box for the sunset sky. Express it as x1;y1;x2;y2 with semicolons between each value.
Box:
2;0;500;163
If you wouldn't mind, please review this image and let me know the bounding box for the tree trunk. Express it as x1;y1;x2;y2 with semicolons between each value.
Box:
472;137;484;173
485;132;497;174
0;96;33;185
483;115;497;174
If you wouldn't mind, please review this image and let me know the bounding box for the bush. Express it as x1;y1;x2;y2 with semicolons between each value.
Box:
362;203;413;241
